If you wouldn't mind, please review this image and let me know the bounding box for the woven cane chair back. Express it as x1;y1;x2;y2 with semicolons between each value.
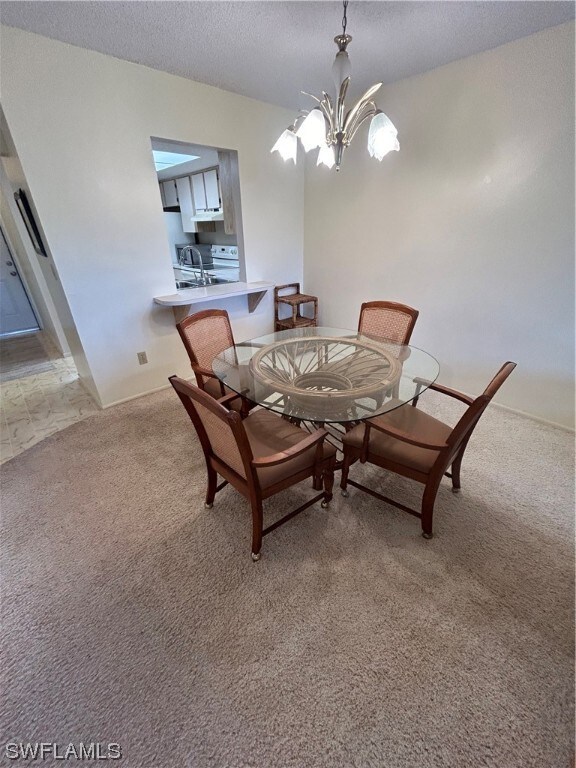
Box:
177;309;235;385
170;376;248;478
358;302;419;345
193;399;246;478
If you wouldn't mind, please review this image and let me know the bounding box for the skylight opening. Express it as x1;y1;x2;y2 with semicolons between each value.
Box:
152;150;200;171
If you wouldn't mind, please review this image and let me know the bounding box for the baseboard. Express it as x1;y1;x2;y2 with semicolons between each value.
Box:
100;382;575;433
491;400;575;434
101;383;172;410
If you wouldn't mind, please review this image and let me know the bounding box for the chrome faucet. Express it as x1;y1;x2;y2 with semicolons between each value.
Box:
179;245;208;285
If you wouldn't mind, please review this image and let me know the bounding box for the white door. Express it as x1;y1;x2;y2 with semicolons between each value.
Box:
0;227;39;336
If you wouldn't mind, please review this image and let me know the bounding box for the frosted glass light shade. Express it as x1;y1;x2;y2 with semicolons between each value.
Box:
367;111;400;161
332;50;351;93
296;109;326;152
317;144;335;169
271;128;297;163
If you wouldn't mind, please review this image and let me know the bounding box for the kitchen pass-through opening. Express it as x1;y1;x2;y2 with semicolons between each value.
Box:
151;137;245;290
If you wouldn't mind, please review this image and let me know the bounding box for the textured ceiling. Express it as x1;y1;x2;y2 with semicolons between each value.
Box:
1;1;574;111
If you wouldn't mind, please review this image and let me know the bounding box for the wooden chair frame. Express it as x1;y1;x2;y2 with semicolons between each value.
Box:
340;362;517;538
176;308;253;416
170;375;335;561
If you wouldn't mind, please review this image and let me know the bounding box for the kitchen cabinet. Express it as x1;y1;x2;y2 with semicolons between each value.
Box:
159;165;230;232
191;169;220;212
175;176;197;233
203;169;220;210
161;179;178;208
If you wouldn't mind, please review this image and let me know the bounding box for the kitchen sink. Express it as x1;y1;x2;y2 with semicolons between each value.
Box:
175;277;234;290
175;280;197;289
176;280;198;290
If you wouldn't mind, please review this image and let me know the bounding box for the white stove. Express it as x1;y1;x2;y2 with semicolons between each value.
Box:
210;245;240;281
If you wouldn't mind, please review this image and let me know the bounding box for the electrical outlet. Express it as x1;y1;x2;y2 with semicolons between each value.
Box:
137;351;148;365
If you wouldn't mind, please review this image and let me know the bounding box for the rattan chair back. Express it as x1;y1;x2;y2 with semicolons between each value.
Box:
358;301;419;344
177;309;235;388
170;374;250;478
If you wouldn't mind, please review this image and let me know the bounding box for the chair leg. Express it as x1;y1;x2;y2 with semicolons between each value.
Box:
251;499;264;562
321;462;335;508
205;466;217;509
450;451;464;493
421;481;440;539
340;452;351;497
312;471;323;491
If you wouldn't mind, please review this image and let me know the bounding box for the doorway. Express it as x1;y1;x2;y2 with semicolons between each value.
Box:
0;225;39;337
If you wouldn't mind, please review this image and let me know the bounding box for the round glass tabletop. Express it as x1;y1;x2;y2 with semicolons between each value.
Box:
212;326;440;423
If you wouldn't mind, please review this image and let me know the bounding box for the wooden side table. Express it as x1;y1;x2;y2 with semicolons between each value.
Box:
274;284;318;332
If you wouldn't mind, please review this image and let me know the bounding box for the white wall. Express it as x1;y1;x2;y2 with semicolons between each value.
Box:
304;22;575;429
0;26;305;406
162;213;194;266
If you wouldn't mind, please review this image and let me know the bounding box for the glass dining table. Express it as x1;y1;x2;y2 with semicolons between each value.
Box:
212;326;440;425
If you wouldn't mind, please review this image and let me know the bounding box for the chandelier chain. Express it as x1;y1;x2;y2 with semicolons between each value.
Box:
341;0;349;36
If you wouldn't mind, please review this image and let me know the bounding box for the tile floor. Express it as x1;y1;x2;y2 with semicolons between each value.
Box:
0;332;99;464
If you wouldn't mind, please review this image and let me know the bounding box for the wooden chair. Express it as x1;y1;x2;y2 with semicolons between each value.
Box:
274;283;318;332
355;301;419;404
340;361;517;538
170;376;336;561
358;301;419;344
176;308;252;414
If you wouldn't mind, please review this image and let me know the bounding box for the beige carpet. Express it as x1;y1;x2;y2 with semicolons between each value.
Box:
1;388;573;767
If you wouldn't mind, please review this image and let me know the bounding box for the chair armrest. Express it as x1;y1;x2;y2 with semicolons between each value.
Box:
413;378;474;406
252;429;327;468
217;392;243;407
367;419;447;451
193;364;218;379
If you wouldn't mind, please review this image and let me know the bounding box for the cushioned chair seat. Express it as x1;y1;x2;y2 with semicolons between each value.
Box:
244;409;337;489
342;400;451;474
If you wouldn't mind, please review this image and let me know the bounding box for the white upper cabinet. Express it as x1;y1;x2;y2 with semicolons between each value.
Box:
191;173;207;212
175;176;197;233
191;169;221;213
161;179;179;208
203;169;220;210
158;163;233;232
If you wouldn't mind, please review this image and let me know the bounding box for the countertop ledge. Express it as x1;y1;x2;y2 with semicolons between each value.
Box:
154;281;274;320
154;281;274;307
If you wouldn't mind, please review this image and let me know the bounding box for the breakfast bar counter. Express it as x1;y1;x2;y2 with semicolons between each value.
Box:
154;281;274;321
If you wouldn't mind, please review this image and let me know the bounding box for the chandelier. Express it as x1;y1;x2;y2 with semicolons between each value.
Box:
271;0;399;172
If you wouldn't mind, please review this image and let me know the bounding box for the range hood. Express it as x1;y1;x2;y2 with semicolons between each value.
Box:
189;210;224;222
